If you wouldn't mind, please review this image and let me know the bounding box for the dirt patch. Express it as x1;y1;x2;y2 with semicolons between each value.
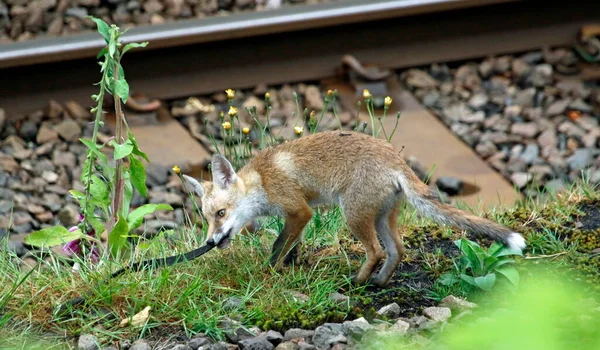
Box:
576;202;600;231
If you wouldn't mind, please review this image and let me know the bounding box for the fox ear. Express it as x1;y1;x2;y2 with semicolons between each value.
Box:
182;174;204;198
211;154;237;188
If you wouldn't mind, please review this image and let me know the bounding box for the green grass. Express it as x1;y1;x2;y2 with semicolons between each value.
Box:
4;179;600;347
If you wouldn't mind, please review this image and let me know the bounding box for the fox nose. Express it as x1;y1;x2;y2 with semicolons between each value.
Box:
207;237;216;246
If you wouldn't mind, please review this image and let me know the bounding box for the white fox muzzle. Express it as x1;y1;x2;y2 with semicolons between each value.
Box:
207;227;233;249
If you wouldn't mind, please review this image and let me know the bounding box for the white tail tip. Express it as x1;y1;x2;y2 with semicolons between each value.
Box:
507;232;526;251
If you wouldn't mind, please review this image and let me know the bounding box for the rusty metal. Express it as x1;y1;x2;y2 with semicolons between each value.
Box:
1;0;599;117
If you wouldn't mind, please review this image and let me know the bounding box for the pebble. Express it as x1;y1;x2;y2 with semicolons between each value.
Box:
78;334;100;350
376;302;401;318
422;307;452;322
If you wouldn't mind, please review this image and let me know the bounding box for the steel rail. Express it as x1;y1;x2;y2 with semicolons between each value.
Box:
0;0;517;69
1;0;599;116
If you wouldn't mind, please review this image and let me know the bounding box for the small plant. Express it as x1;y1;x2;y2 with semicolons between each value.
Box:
436;238;522;295
24;17;173;262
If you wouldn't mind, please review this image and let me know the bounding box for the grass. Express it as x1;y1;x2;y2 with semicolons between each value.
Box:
4;177;600;347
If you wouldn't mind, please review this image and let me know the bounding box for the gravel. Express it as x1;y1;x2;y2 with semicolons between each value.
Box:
400;46;600;197
0;0;337;44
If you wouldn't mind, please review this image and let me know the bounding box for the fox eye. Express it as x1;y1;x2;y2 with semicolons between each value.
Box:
217;209;226;218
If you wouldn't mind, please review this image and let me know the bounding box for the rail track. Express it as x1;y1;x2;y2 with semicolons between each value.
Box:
1;0;599;209
1;0;598;116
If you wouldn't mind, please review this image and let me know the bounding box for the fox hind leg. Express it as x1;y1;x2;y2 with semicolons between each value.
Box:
370;201;405;287
343;205;385;285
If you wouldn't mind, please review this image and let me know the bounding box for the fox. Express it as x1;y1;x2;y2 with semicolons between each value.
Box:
182;130;526;287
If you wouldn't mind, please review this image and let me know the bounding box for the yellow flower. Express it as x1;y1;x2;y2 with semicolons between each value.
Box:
242;127;250;134
225;89;235;99
294;126;304;135
265;92;271;100
363;89;371;99
222;121;232;130
384;96;393;107
228;106;238;117
327;89;334;97
172;165;180;174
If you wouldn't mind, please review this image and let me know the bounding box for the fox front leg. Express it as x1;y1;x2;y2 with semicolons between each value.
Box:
270;207;312;270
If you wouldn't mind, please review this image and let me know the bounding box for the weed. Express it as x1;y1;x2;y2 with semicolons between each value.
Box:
23;17;173;262
435;238;522;297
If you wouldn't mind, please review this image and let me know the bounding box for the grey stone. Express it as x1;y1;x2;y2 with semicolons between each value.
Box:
78;334;100;350
569;98;593;113
468;92;489;109
342;317;373;339
527;64;553;87
265;330;284;346
511;122;539;138
283;329;314;342
54;119;82;141
0;200;12;214
238;336;274;350
19;121;38;142
510;172;532;188
329;292;349;305
377;302;401;318
519;144;540;164
297;343;316;350
209;342;230;350
129;340;151;350
188;337;211;350
567;148;595;171
404;69;438;89
514;88;536;108
423;307;452;322
390;319;410;335
8;241;27;257
171;346;192;350
146;163;170;187
435;176;463;196
312;323;346;349
66;7;88;18
545;98;571;117
274;342;299;350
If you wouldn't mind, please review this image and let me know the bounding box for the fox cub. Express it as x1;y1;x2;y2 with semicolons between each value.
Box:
183;130;526;287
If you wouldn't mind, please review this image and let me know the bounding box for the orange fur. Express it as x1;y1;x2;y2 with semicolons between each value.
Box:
184;130;526;287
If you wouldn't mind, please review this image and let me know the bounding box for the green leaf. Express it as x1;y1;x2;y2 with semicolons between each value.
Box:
122;172;133;218
87;215;106;236
108;213;129;257
494;245;524;257
128;132;149;162
89;16;110;43
96;46;108;59
89;175;109;208
80;138;108;165
122;42;148;55
127;204;174;231
474;273;497;292
69;190;85;200
112;139;134;160
114;78;129;103
129;155;147;197
109;38;116;58
24;226;86;248
496;266;520;286
437;273;459;286
459;274;477;288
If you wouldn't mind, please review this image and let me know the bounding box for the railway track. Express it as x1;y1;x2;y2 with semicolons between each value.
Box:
1;0;599;209
2;0;597;116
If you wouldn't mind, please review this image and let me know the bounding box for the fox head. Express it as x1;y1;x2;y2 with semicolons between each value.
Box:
182;154;252;249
